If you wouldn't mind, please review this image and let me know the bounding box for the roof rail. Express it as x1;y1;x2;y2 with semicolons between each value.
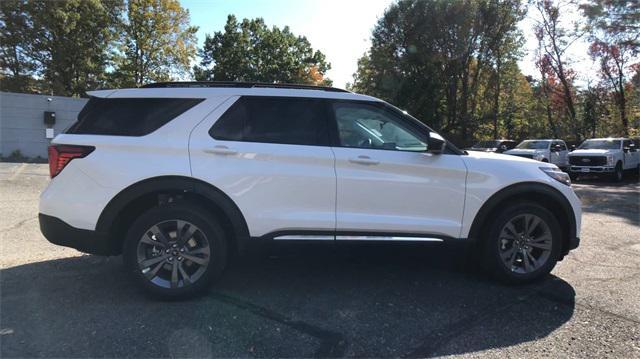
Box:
140;81;350;93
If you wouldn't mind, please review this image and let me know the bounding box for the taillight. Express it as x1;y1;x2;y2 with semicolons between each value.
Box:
48;145;95;178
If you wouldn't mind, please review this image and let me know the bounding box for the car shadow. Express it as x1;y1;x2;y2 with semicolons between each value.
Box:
1;242;575;358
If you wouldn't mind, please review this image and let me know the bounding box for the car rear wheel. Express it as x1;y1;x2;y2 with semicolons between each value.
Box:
482;203;561;284
123;203;227;299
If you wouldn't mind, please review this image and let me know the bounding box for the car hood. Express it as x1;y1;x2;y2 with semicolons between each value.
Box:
504;149;545;155
465;149;542;164
569;149;614;156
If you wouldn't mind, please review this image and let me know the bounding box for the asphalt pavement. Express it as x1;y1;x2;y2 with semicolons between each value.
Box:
1;163;638;358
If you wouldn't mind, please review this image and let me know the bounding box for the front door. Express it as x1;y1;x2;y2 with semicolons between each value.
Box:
328;100;467;239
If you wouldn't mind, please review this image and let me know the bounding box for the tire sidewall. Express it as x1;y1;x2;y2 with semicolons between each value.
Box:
123;203;227;299
613;162;623;182
483;203;562;284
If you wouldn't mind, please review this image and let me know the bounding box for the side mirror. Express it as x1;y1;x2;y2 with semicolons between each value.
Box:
427;132;446;154
499;144;508;152
623;147;630;153
570;144;576;152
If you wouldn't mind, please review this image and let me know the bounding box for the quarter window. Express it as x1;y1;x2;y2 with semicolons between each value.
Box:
209;97;329;146
67;97;203;136
332;102;427;151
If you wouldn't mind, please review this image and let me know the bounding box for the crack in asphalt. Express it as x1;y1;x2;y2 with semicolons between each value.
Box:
210;292;347;358
0;216;37;233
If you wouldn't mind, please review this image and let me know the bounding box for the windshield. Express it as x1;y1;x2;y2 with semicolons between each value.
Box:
472;141;499;149
516;140;549;150
578;139;621;150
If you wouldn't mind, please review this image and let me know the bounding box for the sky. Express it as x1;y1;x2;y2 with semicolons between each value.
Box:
182;0;596;88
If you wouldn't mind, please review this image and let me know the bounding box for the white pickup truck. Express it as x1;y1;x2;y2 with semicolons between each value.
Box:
568;138;640;181
504;139;570;168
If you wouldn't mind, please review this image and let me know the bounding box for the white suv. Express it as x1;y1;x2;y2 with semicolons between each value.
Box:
39;82;581;298
504;139;570;168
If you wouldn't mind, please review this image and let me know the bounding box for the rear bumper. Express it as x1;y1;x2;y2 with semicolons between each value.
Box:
39;213;112;255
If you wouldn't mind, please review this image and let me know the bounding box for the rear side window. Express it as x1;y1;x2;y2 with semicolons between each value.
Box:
209;96;329;146
67;97;204;136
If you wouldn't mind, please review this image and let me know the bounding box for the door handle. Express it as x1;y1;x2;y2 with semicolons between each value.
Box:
349;155;379;165
204;145;237;155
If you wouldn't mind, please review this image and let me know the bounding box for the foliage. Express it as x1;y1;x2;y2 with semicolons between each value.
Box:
113;0;198;87
349;0;526;146
581;0;639;136
1;0;123;96
194;15;331;85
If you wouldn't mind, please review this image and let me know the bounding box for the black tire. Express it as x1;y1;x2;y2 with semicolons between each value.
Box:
123;203;227;299
611;162;623;182
481;203;561;284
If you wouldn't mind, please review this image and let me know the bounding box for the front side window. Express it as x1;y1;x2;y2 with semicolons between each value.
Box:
209;96;329;146
332;102;427;152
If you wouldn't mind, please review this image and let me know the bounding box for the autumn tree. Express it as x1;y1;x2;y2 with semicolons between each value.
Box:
194;15;331;85
113;0;198;87
581;0;639;136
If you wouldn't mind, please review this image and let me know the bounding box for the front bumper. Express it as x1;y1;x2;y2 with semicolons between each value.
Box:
569;165;614;173
39;213;112;255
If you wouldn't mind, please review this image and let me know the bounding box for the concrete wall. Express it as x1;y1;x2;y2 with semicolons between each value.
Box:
0;92;88;158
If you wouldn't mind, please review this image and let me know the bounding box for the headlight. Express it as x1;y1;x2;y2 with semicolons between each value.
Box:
540;167;571;186
534;153;545;161
606;154;614;165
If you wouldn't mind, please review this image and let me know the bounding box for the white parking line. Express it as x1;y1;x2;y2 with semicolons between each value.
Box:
8;163;27;181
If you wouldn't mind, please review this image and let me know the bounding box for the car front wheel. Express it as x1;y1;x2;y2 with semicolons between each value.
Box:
123;203;227;299
482;203;561;284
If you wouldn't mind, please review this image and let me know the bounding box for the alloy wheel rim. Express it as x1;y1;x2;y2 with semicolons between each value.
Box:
136;220;211;289
498;214;552;274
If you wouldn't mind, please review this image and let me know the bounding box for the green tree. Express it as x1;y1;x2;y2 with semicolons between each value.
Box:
350;0;526;146
0;0;37;92
0;0;122;96
113;0;198;87
194;15;331;85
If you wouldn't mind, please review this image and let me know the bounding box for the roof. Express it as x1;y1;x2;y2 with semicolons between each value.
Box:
141;81;350;93
86;82;378;102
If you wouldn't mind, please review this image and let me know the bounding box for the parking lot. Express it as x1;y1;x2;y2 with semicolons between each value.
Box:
0;162;638;358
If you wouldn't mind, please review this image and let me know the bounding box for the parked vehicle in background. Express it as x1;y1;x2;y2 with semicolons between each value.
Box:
467;139;517;153
568;138;639;182
504;139;569;168
38;82;582;299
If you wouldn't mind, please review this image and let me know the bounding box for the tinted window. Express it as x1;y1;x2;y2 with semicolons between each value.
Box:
332;102;427;152
209;96;329;146
67;97;203;136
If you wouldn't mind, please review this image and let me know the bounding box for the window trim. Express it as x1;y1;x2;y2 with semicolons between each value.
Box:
208;95;333;147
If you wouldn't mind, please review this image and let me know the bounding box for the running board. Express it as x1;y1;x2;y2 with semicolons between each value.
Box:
272;235;444;242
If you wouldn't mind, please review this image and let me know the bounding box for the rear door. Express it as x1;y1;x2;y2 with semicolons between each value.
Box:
328;100;467;239
189;96;336;239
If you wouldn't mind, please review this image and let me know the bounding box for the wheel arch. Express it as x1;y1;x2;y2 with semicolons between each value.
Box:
468;182;577;256
96;176;250;256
